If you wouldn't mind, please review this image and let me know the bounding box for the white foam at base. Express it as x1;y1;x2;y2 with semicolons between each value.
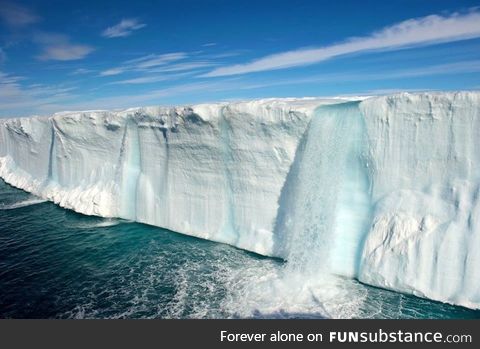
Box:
0;196;46;210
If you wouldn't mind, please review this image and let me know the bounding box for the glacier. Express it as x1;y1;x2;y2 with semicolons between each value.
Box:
0;92;479;310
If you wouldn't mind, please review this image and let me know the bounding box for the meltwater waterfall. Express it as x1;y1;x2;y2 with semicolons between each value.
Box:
279;102;372;278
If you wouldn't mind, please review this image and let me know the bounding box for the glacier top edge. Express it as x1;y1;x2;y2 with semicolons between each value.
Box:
0;91;478;123
0;96;358;122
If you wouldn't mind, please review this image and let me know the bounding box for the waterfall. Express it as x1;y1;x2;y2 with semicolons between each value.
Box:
118;119;142;220
278;101;371;278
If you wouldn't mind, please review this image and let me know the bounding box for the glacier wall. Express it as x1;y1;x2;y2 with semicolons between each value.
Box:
0;92;479;309
0;98;344;256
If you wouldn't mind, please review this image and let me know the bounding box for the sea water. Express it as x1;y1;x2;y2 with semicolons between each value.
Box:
1;179;479;319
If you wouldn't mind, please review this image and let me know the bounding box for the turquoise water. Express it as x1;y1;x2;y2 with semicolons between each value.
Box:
1;179;479;319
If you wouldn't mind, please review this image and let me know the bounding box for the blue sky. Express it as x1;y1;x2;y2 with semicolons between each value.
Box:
0;0;479;117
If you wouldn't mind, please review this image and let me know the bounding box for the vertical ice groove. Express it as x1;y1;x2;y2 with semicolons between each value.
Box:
163;121;170;225
142;111;170;227
50;117;70;187
153;115;170;226
47;118;57;183
115;123;129;187
218;106;237;243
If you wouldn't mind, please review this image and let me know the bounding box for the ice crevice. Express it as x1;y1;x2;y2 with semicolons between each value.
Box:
1;93;479;309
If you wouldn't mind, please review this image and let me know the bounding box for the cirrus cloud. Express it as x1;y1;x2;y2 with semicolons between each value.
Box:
203;10;480;77
102;18;146;38
0;1;40;28
34;32;94;61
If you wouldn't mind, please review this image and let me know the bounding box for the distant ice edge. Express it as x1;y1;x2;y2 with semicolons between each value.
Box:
0;92;479;310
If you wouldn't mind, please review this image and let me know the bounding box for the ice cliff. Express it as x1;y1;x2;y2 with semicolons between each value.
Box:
0;92;479;309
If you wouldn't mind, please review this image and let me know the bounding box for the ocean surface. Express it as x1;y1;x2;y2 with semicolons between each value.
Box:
1;179;479;319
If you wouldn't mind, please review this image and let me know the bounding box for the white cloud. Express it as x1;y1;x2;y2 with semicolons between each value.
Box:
0;71;76;117
25;84;75;97
126;52;188;68
110;76;172;85
55;80;237;111
34;32;94;61
99;52;188;76
148;61;216;73
207;60;480;93
99;67;125;76
203;50;247;59
0;1;40;28
0;71;24;84
102;18;146;38
37;45;94;61
203;10;480;77
100;55;214;85
70;68;94;75
110;71;193;85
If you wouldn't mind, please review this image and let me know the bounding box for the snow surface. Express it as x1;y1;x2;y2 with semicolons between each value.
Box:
0;92;479;309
